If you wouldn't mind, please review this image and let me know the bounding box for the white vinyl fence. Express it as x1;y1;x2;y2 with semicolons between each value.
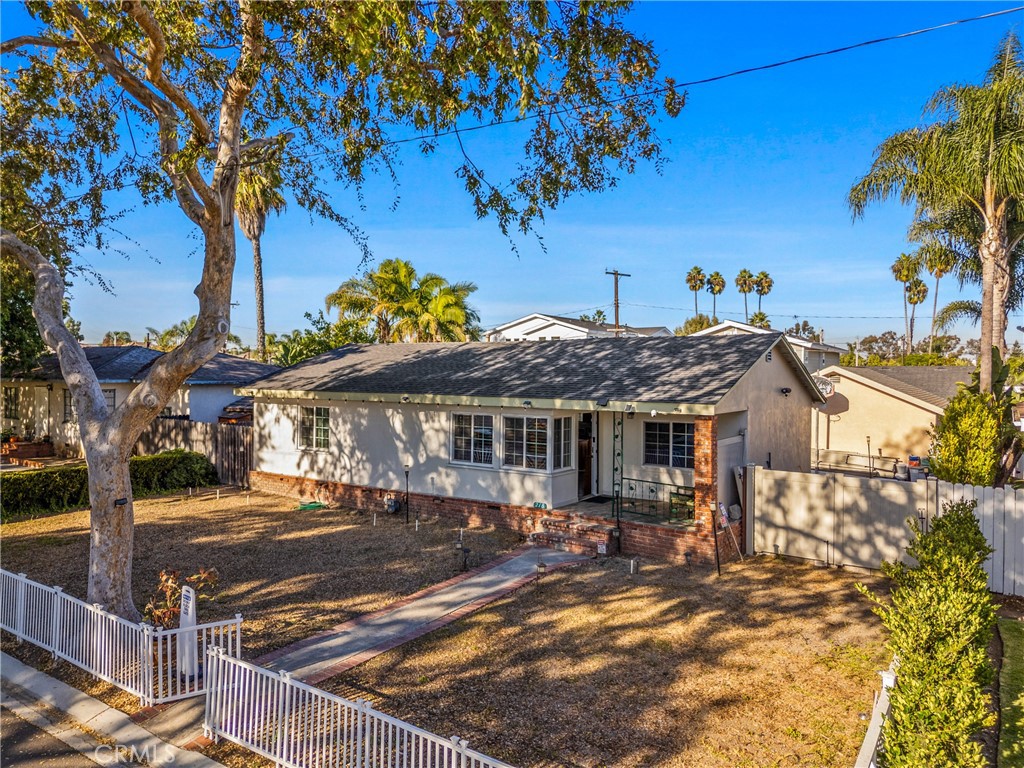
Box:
0;569;242;706
747;466;1024;596
204;649;514;768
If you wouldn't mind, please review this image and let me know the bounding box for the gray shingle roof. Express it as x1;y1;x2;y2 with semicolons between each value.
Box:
246;334;786;405
23;346;278;386
840;366;971;409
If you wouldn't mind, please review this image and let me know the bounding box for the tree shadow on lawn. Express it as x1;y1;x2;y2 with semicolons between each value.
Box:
322;556;889;768
0;490;523;657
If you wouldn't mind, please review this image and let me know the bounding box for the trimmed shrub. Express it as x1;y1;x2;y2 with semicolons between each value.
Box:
1;450;217;521
859;499;996;768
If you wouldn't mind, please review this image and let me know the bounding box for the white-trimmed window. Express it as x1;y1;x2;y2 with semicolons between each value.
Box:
451;413;494;465
643;422;694;469
298;405;330;450
2;387;20;419
63;389;76;422
552;416;573;470
504;416;547;470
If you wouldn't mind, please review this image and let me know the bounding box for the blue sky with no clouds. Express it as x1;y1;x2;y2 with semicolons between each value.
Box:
3;2;1022;350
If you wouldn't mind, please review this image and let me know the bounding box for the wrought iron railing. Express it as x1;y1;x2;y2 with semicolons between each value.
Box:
613;478;695;523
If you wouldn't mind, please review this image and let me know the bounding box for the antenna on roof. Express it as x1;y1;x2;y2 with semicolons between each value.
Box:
604;268;631;335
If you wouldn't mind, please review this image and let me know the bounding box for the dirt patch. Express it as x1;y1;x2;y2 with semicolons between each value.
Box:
0;488;523;660
321;555;888;768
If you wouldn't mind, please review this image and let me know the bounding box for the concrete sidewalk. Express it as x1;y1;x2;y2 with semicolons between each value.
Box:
0;653;224;768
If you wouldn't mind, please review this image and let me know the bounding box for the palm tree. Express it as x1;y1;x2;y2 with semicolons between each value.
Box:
147;316;240;352
706;271;725;322
735;269;755;322
892;252;922;357
685;266;706;318
326;259;479;343
849;32;1024;392
102;331;132;346
905;277;929;352
920;243;956;354
754;271;773;312
236;161;287;362
748;311;770;329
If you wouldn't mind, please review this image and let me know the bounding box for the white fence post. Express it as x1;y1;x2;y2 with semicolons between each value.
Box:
49;586;63;657
14;572;27;642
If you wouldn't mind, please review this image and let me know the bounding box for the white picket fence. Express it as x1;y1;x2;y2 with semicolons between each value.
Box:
0;569;242;706
204;649;514;768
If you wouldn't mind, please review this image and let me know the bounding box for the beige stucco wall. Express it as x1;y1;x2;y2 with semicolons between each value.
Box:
815;375;939;459
716;350;814;472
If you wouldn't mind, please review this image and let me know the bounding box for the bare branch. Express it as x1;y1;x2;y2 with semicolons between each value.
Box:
0;35;79;54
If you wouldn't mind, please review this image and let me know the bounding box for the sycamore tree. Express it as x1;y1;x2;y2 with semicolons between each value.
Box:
0;2;683;617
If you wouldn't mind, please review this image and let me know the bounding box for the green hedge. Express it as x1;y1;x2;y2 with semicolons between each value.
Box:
860;499;996;768
1;450;218;522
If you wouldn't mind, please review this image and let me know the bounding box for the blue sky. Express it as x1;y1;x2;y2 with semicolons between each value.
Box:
3;2;1023;350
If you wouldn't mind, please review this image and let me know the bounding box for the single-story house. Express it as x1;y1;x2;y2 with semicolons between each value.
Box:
484;313;671;341
690;320;844;373
1;345;278;456
813;364;972;462
241;334;823;563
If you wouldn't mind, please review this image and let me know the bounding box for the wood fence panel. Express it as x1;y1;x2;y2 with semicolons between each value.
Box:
135;420;252;487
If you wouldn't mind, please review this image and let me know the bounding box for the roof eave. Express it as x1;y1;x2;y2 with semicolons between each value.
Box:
240;388;716;415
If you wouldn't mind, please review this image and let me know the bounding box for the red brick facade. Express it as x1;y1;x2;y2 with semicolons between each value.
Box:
249;467;744;567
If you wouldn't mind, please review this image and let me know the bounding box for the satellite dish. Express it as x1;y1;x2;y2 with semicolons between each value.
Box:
812;375;835;398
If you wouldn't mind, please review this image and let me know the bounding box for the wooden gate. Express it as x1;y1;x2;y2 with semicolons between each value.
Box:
135;420;253;487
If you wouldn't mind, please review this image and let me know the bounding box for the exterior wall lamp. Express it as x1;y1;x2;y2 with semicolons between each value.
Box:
522;400;532;408
780;387;792;397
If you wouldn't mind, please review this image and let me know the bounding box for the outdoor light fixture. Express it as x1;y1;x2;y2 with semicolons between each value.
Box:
650;409;659;417
596;397;610;407
403;463;411;524
536;560;547;577
522;400;533;408
401;395;411;403
780;387;792;397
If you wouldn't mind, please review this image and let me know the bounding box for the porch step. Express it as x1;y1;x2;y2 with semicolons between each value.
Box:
534;517;617;557
531;531;604;557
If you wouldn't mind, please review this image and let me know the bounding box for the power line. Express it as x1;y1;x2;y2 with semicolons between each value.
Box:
285;5;1024;160
622;302;909;320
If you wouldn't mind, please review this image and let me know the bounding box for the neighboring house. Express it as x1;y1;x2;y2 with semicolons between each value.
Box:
242;334;823;561
690;320;844;373
814;365;972;462
485;313;671;341
0;346;278;456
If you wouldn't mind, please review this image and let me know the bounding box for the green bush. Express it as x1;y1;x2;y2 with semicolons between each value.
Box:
929;389;1001;486
1;450;217;522
860;500;996;768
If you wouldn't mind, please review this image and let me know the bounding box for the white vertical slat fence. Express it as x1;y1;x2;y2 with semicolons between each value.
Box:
0;569;242;706
204;649;515;768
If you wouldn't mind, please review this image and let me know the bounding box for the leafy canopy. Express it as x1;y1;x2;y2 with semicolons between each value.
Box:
3;1;684;265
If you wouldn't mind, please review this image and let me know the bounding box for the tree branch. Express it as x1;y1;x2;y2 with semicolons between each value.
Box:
1;229;108;428
121;1;216;146
62;3;208;227
0;34;79;54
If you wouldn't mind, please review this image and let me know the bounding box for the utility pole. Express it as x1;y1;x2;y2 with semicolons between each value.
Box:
605;268;631;334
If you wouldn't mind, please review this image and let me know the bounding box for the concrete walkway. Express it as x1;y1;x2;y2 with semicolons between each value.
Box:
137;545;588;747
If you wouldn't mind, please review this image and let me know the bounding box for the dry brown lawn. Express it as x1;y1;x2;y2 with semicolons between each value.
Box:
0;487;522;659
321;556;888;768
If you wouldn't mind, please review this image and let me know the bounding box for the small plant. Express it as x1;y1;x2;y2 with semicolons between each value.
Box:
143;567;219;629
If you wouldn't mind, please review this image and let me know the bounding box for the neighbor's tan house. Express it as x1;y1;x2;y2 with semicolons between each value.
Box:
814;365;972;461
